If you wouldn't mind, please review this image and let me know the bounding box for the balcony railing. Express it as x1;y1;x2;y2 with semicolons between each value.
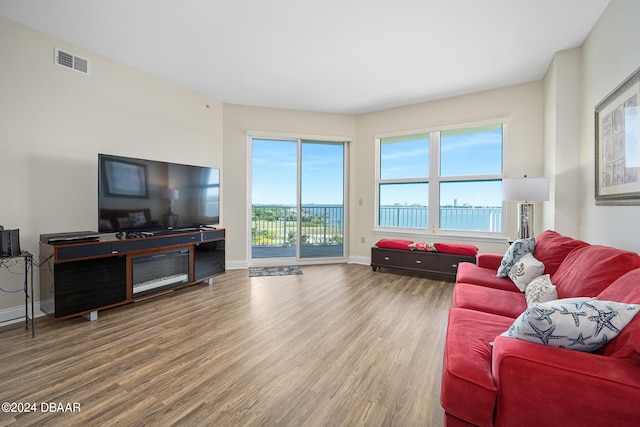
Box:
379;206;502;232
252;205;344;247
252;205;502;251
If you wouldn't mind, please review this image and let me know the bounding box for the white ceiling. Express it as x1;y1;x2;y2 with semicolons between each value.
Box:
0;0;610;115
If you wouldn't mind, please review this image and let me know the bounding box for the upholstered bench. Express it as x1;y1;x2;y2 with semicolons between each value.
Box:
371;239;477;279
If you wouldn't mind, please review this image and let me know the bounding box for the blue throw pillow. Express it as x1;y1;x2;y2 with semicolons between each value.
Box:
497;237;535;277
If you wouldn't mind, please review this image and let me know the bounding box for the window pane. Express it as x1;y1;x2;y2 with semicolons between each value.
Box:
252;138;297;205
379;183;428;228
380;133;429;179
301;141;345;258
439;181;502;232
440;124;502;176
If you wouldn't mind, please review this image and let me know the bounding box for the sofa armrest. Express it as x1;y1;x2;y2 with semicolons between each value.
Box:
476;253;502;270
492;335;640;426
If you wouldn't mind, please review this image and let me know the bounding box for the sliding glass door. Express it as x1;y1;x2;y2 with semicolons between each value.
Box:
251;138;298;259
251;138;346;263
300;141;344;258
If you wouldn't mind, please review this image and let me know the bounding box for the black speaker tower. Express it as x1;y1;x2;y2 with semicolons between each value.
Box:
1;228;21;257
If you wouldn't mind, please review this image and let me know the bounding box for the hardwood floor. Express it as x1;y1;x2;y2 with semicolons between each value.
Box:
0;264;453;426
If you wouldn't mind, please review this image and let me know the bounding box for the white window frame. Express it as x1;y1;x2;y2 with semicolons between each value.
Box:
374;119;508;241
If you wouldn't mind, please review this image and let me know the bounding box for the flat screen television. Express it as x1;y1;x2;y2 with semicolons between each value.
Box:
98;154;220;234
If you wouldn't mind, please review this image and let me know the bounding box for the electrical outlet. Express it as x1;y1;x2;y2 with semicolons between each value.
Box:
360;237;365;244
358;198;363;206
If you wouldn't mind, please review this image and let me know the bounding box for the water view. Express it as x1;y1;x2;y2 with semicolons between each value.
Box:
252;203;502;251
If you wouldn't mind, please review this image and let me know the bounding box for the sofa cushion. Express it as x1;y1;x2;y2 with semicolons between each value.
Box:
598;269;640;363
456;262;521;292
533;230;588;276
442;308;513;427
508;253;545;291
128;210;147;227
476;253;503;270
525;274;558;305
497;237;535;277
434;243;478;256
553;245;640;298
453;283;527;318
502;298;640;352
100;208;156;231
116;217;132;228
374;239;412;250
598;269;640;304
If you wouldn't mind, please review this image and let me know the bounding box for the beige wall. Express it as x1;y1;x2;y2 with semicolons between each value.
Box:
0;17;223;312
543;48;583;237
353;82;544;259
580;0;640;251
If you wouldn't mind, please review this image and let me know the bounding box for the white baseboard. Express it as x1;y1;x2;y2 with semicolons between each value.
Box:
348;255;371;265
0;299;48;325
225;260;248;270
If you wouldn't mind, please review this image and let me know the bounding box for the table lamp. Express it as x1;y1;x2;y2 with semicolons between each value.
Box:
502;176;549;239
164;188;179;215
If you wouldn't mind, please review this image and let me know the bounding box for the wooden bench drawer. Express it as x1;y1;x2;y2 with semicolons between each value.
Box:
371;248;402;266
401;251;438;270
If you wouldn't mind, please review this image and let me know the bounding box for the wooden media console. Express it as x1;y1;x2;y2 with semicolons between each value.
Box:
39;229;225;319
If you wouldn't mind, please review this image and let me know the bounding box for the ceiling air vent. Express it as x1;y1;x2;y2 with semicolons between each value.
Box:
55;47;90;75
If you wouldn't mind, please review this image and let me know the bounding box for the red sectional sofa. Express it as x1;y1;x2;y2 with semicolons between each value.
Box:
441;230;640;426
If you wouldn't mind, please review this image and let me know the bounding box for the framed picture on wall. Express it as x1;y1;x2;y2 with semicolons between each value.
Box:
595;66;640;205
102;158;149;198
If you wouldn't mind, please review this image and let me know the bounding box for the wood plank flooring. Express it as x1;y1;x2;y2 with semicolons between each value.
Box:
0;264;453;427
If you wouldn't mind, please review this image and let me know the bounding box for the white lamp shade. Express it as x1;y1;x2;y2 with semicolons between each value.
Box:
502;177;549;202
163;188;179;200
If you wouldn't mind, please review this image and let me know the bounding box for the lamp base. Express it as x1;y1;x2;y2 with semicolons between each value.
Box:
517;203;535;239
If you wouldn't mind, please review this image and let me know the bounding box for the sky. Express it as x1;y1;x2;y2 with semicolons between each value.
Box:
251;125;503;207
252;139;344;205
380;125;503;207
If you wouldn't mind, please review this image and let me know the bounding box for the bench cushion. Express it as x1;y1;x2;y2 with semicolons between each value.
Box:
434;243;478;256
374;239;412;250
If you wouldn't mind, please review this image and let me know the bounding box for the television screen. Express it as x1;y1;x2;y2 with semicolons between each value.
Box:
98;154;220;233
